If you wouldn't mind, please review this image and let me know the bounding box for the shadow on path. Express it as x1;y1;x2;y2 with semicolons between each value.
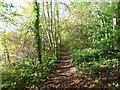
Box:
38;46;85;89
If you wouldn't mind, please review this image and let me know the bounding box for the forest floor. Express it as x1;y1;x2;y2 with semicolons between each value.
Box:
38;46;90;89
27;46;119;89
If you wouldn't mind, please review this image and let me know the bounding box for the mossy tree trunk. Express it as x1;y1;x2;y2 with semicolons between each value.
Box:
117;2;120;49
34;0;42;64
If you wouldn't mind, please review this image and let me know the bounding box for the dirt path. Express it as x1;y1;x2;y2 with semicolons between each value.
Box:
39;46;85;89
27;46;119;89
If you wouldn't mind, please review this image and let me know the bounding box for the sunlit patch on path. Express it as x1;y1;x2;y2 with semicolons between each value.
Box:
38;46;85;89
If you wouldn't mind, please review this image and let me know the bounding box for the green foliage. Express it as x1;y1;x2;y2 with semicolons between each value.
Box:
71;48;119;69
67;3;120;86
71;48;119;88
1;0;120;89
42;52;57;71
71;49;100;65
1;0;61;89
2;54;57;89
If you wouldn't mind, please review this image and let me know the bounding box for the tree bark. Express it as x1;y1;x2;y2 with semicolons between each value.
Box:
34;0;42;64
117;2;120;49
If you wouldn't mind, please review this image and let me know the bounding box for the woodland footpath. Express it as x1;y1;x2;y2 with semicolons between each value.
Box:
0;0;120;89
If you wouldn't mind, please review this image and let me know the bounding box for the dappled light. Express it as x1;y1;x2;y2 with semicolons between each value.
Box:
0;0;120;89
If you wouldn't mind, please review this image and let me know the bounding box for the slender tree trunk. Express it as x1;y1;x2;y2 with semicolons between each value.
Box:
50;0;54;50
34;0;42;64
56;0;61;59
117;2;120;28
56;0;61;46
42;1;46;52
54;0;57;55
2;31;11;66
117;1;120;48
46;1;53;49
5;45;11;66
42;1;50;50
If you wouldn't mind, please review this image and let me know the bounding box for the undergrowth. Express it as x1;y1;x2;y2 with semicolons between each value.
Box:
2;53;57;89
71;48;120;88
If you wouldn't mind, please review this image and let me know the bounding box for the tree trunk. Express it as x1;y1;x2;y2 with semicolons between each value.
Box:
34;0;42;64
117;1;120;49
